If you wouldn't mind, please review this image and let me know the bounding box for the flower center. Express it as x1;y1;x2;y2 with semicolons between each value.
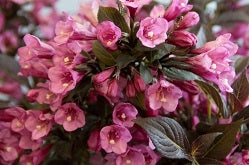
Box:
126;159;131;164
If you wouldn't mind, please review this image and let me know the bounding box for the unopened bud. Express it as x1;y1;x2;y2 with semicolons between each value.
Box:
177;12;200;29
167;30;197;48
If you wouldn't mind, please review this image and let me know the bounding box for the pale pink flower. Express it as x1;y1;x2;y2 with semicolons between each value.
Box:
54;103;86;132
150;5;165;18
100;125;132;154
116;147;145;165
113;103;138;128
0;30;18;53
19;131;43;151
146;79;182;113
137;17;168;48
120;0;151;8
96;21;121;50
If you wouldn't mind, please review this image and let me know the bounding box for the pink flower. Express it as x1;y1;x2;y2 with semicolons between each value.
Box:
177;11;200;29
134;145;160;165
146;79;182;113
150;5;165;18
0;129;19;162
100;125;132;154
0;13;5;32
96;21;121;50
26;82;64;111
19;131;43;151
0;30;18;53
113;103;138;128
116;147;145;165
25;111;53;140
133;72;146;92
126;80;136;98
164;0;193;21
120;0;151;8
54;103;86;132
4;107;27;132
167;30;197;47
137;17;168;48
48;65;82;94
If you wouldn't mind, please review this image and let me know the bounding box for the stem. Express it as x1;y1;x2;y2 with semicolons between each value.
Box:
207;98;212;123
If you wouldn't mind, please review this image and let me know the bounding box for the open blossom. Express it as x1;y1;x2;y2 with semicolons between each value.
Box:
146;79;182;113
116;147;145;165
54;103;85;132
25;111;53;140
96;21;121;50
100;125;132;154
137;17;168;48
134;145;160;165
113;103;138;128
48;65;82;94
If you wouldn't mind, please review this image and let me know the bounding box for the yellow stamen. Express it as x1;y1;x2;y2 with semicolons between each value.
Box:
121;113;126;119
64;57;70;63
147;31;154;38
126;159;131;164
66;116;72;122
5;147;11;152
36;125;42;130
109;139;115;144
16;121;22;127
107;41;112;46
161;97;167;102
63;83;69;87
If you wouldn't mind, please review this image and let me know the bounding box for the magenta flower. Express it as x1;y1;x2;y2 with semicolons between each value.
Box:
100;125;132;154
96;21;121;50
54;103;85;132
134;145;160;165
0;13;4;32
126;80;136;98
146;79;182;113
137;17;168;48
164;0;193;21
116;147;145;165
87;129;101;152
48;66;82;94
25;110;53;140
113;103;138;128
133;72;146;92
0;30;18;53
167;30;197;47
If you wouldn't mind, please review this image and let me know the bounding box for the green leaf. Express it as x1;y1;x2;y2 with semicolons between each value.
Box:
140;62;153;84
227;93;243;113
116;54;134;69
232;70;249;104
92;40;116;66
234;56;249;74
163;67;201;81
233;105;249;122
202;120;243;160
196;158;223;165
195;80;228;117
97;6;130;33
191;132;222;157
134;117;191;160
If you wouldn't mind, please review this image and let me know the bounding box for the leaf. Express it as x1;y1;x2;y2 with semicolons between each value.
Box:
195;80;228;117
134;117;191;160
191;132;222;157
116;54;134;69
140;62;153;84
0;54;29;86
92;40;116;66
234;56;249;74
195;26;207;48
196;158;223;165
233;105;249;121
163;67;201;81
227;93;243;113
97;6;130;33
232;70;249;104
202;120;243;160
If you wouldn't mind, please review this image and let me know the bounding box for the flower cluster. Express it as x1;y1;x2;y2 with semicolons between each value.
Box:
0;0;249;164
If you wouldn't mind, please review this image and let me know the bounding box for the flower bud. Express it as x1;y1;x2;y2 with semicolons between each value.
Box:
93;67;115;84
87;129;101;152
126;80;136;98
107;79;118;97
167;30;197;47
177;12;200;29
134;72;146;92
